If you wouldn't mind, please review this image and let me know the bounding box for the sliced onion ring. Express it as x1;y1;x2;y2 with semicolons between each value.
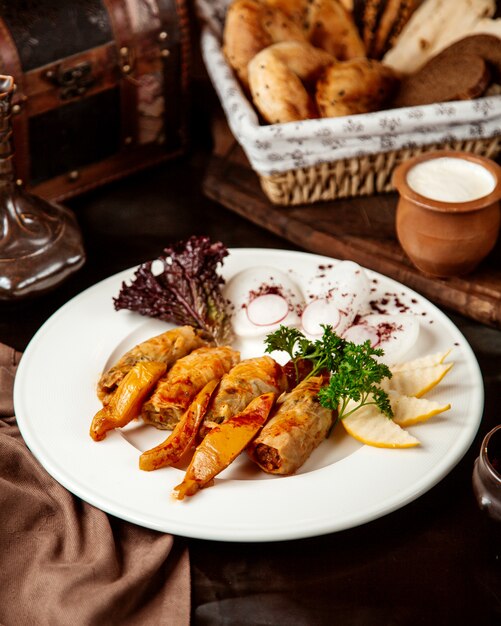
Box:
301;298;341;336
343;324;380;347
246;294;289;326
356;313;420;365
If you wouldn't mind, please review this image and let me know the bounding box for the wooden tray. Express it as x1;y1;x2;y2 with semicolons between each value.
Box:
203;121;501;330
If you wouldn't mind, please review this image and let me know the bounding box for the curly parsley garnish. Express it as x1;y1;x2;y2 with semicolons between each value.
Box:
265;325;393;420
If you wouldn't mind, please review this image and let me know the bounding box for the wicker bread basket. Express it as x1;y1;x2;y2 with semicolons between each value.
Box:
197;2;501;206
260;137;501;205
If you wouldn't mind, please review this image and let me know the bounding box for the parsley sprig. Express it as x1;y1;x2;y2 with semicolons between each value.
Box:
265;325;344;382
265;325;393;420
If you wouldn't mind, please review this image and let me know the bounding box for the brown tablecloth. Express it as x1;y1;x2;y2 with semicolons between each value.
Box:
0;344;190;626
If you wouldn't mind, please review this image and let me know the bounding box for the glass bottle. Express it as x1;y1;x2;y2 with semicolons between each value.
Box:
472;424;501;522
0;75;85;299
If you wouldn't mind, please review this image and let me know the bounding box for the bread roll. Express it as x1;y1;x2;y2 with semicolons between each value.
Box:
316;58;399;117
249;41;335;123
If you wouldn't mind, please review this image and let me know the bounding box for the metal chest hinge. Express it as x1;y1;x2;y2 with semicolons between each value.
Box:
119;46;135;75
44;61;96;100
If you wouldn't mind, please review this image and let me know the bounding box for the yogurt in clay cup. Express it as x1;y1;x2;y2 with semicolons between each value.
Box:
392;150;501;278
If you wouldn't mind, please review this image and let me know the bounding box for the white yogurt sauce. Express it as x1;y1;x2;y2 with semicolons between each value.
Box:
406;157;496;203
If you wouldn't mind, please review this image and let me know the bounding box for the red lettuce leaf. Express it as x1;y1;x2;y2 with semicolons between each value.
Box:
113;236;234;345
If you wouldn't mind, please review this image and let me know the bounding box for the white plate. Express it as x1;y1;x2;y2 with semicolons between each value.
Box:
14;249;483;542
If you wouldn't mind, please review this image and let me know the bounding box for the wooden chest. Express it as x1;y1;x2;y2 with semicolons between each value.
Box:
0;0;191;201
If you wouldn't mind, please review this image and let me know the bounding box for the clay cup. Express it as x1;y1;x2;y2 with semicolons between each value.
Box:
392;150;501;278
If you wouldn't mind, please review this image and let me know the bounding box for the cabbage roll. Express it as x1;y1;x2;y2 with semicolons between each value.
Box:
142;346;240;429
173;392;277;500
247;376;334;475
90;361;167;441
98;325;211;403
201;356;287;434
139;379;219;471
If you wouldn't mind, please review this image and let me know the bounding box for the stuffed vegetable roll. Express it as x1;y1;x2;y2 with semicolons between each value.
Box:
201;356;287;435
142;345;240;429
90;361;167;441
98;325;211;403
173;392;277;500
247;376;334;475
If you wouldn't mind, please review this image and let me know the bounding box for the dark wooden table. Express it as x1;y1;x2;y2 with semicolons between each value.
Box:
2;103;500;626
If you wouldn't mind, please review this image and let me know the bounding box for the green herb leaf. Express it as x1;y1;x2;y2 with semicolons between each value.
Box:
264;325;393;421
317;340;393;420
264;326;305;360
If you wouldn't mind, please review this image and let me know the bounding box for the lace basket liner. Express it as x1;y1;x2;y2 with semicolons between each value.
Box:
197;2;501;206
